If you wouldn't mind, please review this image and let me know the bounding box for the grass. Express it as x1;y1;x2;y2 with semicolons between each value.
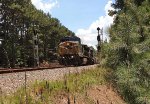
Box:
0;67;110;104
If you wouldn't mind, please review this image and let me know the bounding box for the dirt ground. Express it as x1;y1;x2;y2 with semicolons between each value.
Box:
53;85;126;104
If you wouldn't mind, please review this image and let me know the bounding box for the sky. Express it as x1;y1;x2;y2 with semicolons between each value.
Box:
31;0;114;49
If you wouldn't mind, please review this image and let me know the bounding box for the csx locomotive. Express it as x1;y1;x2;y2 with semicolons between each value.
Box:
58;36;95;66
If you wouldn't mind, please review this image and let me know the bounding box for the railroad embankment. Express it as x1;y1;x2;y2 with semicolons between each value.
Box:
0;65;126;104
0;65;96;95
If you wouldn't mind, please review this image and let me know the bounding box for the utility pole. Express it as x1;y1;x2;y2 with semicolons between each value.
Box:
33;22;39;67
101;28;103;58
101;28;103;43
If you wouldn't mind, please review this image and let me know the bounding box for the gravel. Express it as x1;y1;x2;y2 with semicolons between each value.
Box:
0;65;97;95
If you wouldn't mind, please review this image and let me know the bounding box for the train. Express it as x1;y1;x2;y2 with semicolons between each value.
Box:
57;36;95;66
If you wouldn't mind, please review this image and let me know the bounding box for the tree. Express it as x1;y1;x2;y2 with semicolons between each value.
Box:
0;0;75;67
107;0;150;103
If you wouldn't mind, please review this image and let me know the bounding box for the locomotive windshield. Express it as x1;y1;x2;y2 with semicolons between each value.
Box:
60;36;81;44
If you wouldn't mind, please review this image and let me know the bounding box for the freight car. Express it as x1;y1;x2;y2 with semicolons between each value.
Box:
58;36;95;66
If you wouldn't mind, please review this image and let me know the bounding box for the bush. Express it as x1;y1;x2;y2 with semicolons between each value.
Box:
114;64;150;104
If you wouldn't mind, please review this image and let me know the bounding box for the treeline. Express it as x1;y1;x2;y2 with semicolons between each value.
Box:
0;0;74;68
103;0;150;104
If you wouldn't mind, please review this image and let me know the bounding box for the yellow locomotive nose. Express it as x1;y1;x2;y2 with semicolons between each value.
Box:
58;41;79;56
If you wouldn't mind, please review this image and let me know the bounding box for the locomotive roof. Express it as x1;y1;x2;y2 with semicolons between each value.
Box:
60;36;81;43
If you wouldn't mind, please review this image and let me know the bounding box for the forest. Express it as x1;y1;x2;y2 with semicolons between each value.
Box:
0;0;75;68
0;0;150;103
103;0;150;103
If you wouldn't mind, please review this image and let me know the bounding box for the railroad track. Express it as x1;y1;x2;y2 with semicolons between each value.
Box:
0;62;97;74
0;63;65;74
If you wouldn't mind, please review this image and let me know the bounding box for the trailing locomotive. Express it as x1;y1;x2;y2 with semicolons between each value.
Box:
58;36;95;66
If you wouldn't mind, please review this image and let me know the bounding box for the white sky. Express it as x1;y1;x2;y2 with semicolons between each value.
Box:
76;1;114;49
31;0;114;49
31;0;59;13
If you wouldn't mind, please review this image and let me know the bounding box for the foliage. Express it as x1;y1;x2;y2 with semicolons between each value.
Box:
0;0;74;68
106;0;150;104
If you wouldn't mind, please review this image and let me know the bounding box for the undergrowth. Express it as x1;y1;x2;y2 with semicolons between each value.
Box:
0;67;109;104
110;64;150;104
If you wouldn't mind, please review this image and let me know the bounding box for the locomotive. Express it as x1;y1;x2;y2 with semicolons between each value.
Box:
58;36;95;66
